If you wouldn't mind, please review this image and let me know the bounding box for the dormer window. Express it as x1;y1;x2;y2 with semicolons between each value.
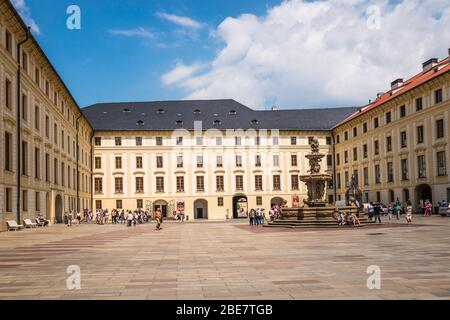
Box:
176;120;183;126
157;109;165;114
229;110;236;115
213;120;221;126
136;120;144;126
251;119;259;125
122;108;131;113
193;109;201;115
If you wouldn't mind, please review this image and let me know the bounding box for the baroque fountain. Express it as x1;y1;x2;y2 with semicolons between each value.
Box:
266;138;366;228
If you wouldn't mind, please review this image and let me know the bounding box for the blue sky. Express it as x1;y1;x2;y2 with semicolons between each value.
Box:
13;0;450;109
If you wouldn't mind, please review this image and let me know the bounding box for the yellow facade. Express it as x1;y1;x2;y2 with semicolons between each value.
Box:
0;0;93;231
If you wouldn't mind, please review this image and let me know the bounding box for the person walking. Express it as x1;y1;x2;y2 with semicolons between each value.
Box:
405;201;413;224
394;202;402;220
373;203;382;224
76;211;81;226
127;210;133;227
249;209;255;226
155;208;162;231
367;202;374;221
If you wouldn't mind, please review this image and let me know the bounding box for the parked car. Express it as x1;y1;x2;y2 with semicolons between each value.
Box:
439;202;450;216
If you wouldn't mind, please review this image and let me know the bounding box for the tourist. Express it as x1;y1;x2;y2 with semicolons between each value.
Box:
350;212;361;227
337;211;345;226
394;202;402;220
76;211;81;225
269;207;275;221
249;209;255;226
424;200;432;216
155;208;162;231
67;211;73;227
405;201;413;224
37;214;49;227
373;203;382;224
367;202;374;221
387;204;394;220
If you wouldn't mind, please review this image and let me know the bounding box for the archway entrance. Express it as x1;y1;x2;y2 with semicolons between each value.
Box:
270;197;285;207
194;199;208;219
415;184;432;208
232;195;248;219
55;194;63;223
153;200;168;217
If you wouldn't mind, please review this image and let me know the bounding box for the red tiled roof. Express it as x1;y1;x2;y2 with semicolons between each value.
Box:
334;56;450;128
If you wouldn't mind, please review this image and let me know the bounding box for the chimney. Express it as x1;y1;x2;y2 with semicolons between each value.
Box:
422;58;438;72
376;92;384;99
391;78;404;90
271;105;278;111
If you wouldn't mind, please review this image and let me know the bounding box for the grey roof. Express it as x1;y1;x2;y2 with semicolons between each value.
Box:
82;99;358;131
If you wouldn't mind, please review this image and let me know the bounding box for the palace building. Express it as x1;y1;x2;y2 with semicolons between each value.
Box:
1;0;449;229
0;0;93;231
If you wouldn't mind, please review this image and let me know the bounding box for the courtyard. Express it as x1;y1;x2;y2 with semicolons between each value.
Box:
0;216;450;300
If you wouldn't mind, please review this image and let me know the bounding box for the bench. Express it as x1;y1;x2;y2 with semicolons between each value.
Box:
23;219;37;228
6;220;24;231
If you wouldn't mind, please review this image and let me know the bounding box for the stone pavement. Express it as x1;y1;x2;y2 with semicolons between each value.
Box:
0;216;450;300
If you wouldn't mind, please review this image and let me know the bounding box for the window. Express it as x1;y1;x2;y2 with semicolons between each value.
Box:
255;175;263;191
235;136;242;146
344;150;349;163
54;91;58;105
176;155;183;168
255;136;261;146
363;167;369;186
374;140;379;155
363;144;368;158
385;111;391;124
353;147;358;161
216;176;224;191
345;171;349;188
436;119;444;139
94;137;101;146
326;137;332;145
290;136;297;145
156;137;163;146
273;136;279;145
256;196;263;206
353;170;359;185
216;155;223;168
45;81;49;96
218;197;224;207
5;79;12;109
336;173;341;189
137;199;143;209
353;127;357;137
5;132;12;171
400;131;407;148
61;162;65;187
273;154;280;167
5;29;12;54
374;165;381;184
386;136;392;152
156;156;163;168
175;176;184;192
196;137;203;146
45;154;50;182
344;131;348;140
176;137;183;146
35;68;40;87
336;153;340;166
387;162;394;183
136;137;142;146
45;116;50;138
115;177;123;193
437;151;446;176
236;155;242;167
35;192;40;212
336;135;340;144
115;137;122;146
401;159;409;180
94;178;102;194
416;97;423;111
156;177;164;192
291;175;299;190
418;155;426;178
136;156;143;169
417;126;424;144
22;52;28;72
115;157;122;169
22;95;27;121
327;155;332;166
435;88;443;104
136;177;144;193
235;175;244;191
54;123;58;144
116;200;123;209
96;200;102;210
255;155;262;167
197;155;203;168
6;188;12;212
216;136;222;146
196;176;205;192
291;154;298;167
400;105;406;118
273;175;281;190
363;122;368;133
34;148;40;179
95;157;101;169
21;141;28;176
22;190;28;212
374;117;379;129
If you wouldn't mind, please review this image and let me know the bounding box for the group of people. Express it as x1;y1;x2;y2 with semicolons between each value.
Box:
337;211;361;227
248;208;267;226
367;201;414;224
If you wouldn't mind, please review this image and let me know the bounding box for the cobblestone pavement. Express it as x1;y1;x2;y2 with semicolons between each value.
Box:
0;216;449;300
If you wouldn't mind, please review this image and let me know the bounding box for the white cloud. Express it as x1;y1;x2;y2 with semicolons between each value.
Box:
156;12;204;29
162;0;450;109
162;62;206;85
11;0;40;35
109;27;154;39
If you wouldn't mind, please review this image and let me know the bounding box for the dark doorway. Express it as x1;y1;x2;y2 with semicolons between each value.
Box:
232;195;248;219
415;184;432;207
153;200;168;217
194;199;208;219
55;194;63;223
